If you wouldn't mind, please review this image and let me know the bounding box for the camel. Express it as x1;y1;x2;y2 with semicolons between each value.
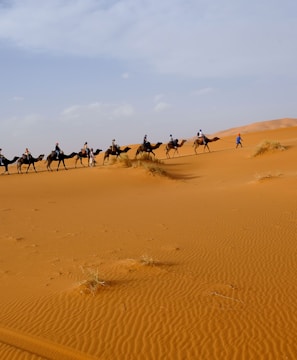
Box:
165;139;187;158
17;154;44;174
103;146;131;164
46;151;77;171
0;156;19;174
193;136;220;154
75;148;102;167
135;142;162;158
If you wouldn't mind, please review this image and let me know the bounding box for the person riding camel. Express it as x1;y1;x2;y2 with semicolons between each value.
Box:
24;148;31;161
170;134;178;149
111;139;119;154
83;142;89;156
55;142;61;159
143;134;150;150
197;129;206;145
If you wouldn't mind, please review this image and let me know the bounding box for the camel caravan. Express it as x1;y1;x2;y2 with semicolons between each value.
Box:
0;133;220;174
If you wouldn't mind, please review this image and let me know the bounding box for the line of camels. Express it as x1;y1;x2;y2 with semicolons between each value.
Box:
0;136;220;174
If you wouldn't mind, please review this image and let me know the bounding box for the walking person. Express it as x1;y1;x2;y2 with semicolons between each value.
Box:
236;133;243;148
89;148;96;166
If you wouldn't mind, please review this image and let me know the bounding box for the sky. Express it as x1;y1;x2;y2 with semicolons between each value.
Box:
0;0;297;157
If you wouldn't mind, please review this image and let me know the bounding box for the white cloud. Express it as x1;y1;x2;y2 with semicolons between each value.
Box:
0;0;296;78
61;105;80;118
61;101;135;121
112;103;134;117
154;101;171;112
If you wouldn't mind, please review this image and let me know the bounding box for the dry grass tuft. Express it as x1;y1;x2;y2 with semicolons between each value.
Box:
129;156;171;178
118;154;132;167
254;172;282;182
78;266;107;295
144;163;169;177
108;157;117;165
253;140;286;157
140;254;158;266
136;153;163;163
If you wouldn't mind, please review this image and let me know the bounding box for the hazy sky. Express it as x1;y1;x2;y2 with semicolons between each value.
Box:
1;0;296;157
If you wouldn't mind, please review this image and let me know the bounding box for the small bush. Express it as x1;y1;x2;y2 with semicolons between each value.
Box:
253;140;286;157
130;156;170;178
136;153;163;164
254;172;282;181
78;267;106;295
140;254;157;266
145;164;168;177
118;154;132;167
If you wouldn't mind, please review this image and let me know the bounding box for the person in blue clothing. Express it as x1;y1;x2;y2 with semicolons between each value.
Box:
236;133;243;148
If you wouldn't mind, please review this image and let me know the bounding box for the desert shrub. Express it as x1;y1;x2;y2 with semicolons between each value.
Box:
253;140;286;157
144;164;168;177
254;172;282;181
78;267;106;295
130;155;170;177
140;254;157;266
118;154;132;167
136;153;163;164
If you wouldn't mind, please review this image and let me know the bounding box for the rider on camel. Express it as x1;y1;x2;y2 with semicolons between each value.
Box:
197;129;206;145
24;148;31;161
170;134;178;149
143;134;150;150
83;142;89;156
55;142;62;159
111;139;119;154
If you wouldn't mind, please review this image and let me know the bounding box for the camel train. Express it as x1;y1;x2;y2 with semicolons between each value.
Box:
0;134;221;174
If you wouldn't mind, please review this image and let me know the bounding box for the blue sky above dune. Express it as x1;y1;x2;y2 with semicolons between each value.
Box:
0;0;296;156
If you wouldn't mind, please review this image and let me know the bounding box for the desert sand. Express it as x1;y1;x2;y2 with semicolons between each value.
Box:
0;119;297;359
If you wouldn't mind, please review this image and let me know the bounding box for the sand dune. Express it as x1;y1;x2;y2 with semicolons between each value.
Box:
0;120;297;359
213;117;297;137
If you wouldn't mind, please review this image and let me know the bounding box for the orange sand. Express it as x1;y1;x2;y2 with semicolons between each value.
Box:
1;120;297;359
